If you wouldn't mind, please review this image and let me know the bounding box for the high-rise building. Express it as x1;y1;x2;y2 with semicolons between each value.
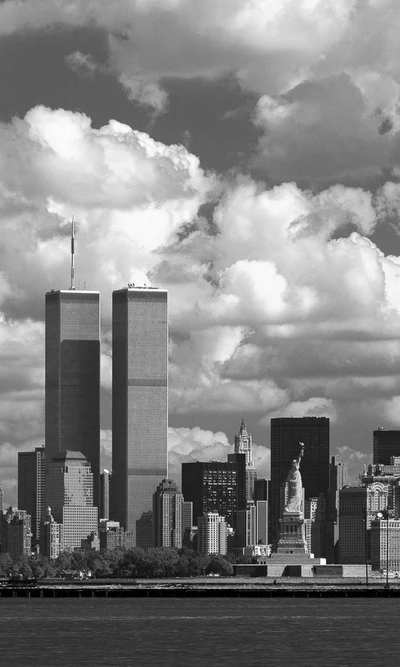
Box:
234;419;257;501
0;508;32;558
182;456;246;529
182;501;193;534
339;483;388;564
198;513;227;555
111;286;168;542
100;469;112;520
236;504;257;549
304;495;326;557
256;500;268;545
45;289;100;508
153;479;183;548
136;511;154;550
39;507;63;560
254;479;268;502
326;455;348;562
373;428;400;464
371;517;400;572
46;451;98;552
17;447;46;546
269;417;330;545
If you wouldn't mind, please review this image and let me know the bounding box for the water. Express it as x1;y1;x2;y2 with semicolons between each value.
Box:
0;598;398;666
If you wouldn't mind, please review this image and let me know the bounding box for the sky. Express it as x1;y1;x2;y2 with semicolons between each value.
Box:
2;0;400;504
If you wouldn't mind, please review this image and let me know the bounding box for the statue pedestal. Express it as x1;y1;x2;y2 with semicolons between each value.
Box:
275;510;308;555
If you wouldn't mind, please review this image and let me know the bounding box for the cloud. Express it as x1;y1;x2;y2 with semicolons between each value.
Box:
65;51;98;77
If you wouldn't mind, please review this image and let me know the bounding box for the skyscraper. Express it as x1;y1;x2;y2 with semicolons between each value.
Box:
153;479;183;548
326;455;348;563
100;469;112;520
45;289;100;507
18;446;46;546
46;451;98;551
269;417;330;545
373;428;400;464
234;419;257;501
182;456;246;529
198;513;227;555
111;286;168;541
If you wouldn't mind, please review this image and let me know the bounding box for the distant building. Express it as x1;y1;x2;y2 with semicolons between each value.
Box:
153;479;183;548
269;417;330;545
373;428;400;465
1;507;32;558
40;507;63;560
256;500;268;545
182;456;246;530
254;479;268;503
371;517;400;572
234;419;257;501
47;451;98;552
182;501;193;535
45;289;100;508
198;513;227;555
304;495;326;558
236;504;257;549
99;520;135;551
100;469;112;520
339;483;388;564
136;511;154;550
111;287;168;543
18;446;46;547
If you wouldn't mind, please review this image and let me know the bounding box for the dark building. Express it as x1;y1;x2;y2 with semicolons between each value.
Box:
17;447;46;546
100;469;112;520
269;417;330;545
1;508;32;558
111;287;168;543
254;478;269;503
136;511;154;550
182;455;246;529
373;428;400;464
326;455;348;563
45;289;100;508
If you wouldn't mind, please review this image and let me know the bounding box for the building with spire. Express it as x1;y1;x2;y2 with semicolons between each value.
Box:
234;419;257;502
45;222;100;508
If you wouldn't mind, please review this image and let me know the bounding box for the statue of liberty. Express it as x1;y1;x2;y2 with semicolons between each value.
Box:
284;442;305;513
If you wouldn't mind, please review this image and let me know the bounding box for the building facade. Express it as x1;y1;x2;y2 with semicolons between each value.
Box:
325;455;348;563
1;508;32;558
373;428;400;464
234;419;257;501
18;447;46;546
45;289;100;507
269;417;330;545
40;507;63;560
371;517;400;572
111;287;168;542
339;483;388;564
153;479;183;548
100;469;112;520
198;513;227;555
182;456;246;529
47;451;98;552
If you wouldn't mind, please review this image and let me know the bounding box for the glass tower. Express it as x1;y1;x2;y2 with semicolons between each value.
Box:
111;287;168;542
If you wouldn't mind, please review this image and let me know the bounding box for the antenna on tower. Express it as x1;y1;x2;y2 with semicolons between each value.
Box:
70;217;76;290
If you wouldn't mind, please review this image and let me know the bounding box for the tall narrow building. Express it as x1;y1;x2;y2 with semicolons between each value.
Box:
18;446;46;546
111;286;168;542
45;289;100;507
269;417;330;545
153;479;183;548
234;419;257;501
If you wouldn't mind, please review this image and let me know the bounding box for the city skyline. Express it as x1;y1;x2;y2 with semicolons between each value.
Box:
4;2;400;506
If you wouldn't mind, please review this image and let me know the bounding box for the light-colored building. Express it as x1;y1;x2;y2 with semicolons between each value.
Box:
18;446;46;547
371;517;400;572
40;507;63;560
1;507;32;558
236;503;257;548
304;495;325;558
45;289;100;508
153;479;183;548
100;469;111;520
339;483;388;564
47;451;98;552
198;512;227;555
111;286;168;543
235;419;257;501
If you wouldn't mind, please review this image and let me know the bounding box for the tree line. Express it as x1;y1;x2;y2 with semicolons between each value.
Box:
0;547;235;579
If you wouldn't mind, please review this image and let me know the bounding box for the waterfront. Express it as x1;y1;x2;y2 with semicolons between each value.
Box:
0;597;398;666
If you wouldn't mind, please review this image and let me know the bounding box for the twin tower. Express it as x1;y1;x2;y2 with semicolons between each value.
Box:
45;286;168;544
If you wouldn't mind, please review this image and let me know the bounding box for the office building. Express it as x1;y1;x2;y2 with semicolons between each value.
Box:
45;289;100;507
111;286;168;543
100;469;112;520
371;517;400;572
198;513;227;555
18;447;46;546
234;419;257;501
373;428;400;464
136;511;154;549
325;455;348;562
256;500;268;545
153;479;183;548
0;508;32;558
339;483;388;564
47;451;98;552
236;504;257;549
40;507;63;560
254;478;268;503
99;520;135;551
182;456;246;529
269;417;330;544
182;501;193;534
304;496;326;558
